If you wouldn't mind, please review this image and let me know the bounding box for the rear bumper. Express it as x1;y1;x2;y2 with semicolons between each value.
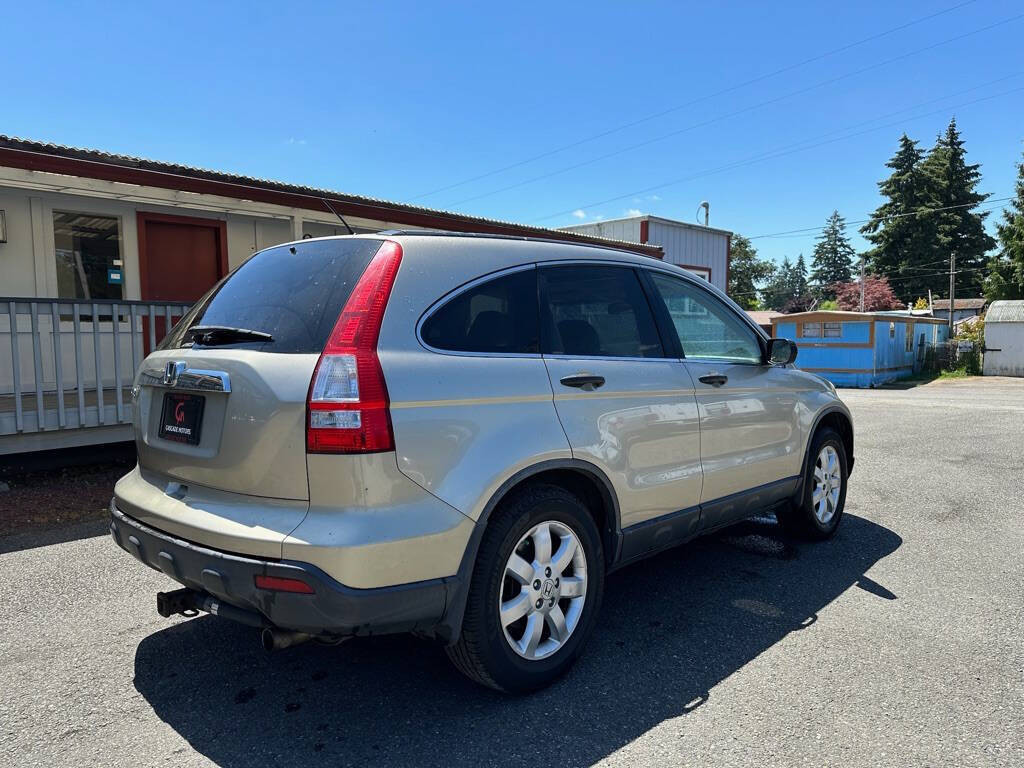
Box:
109;501;454;637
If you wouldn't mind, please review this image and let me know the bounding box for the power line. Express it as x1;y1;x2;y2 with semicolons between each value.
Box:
748;198;1012;240
531;82;1024;224
728;264;993;298
875;264;990;284
451;69;1023;209
446;18;1024;209
410;0;982;202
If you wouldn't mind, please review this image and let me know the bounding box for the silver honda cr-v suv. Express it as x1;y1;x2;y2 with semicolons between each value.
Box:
111;232;853;693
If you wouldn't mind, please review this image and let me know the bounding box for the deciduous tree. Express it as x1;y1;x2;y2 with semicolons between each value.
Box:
726;234;774;310
834;275;902;311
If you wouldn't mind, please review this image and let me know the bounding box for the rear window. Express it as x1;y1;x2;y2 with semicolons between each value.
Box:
421;268;539;354
161;238;382;353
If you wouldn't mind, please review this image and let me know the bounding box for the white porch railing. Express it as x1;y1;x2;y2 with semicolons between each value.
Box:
1;298;192;439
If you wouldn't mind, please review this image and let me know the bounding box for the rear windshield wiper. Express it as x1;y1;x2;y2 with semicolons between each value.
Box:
187;325;274;346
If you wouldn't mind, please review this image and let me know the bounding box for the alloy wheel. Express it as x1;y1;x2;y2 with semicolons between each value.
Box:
499;520;588;660
812;445;842;524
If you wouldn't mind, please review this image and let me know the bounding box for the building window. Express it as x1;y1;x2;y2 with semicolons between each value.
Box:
889;322;895;338
684;267;711;282
905;323;914;352
803;321;843;338
53;212;123;300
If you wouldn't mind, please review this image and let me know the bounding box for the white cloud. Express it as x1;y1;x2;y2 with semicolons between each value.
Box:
592;214;604;220
626;208;643;217
286;137;308;145
647;194;661;201
572;209;586;219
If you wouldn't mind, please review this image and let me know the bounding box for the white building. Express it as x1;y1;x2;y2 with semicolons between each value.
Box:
559;214;732;293
983;300;1024;377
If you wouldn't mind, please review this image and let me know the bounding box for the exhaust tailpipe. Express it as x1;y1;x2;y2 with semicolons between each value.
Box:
261;627;312;651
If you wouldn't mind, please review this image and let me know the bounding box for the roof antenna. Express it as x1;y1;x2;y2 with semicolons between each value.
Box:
321;198;355;235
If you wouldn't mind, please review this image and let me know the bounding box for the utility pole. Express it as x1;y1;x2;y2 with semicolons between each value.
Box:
948;251;956;336
859;257;865;313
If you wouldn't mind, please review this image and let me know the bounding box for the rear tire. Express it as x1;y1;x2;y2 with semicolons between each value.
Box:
777;428;848;540
446;483;604;693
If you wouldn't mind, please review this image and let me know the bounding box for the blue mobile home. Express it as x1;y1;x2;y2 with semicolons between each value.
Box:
771;311;950;388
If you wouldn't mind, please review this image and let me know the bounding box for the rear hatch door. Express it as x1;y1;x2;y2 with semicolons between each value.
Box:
128;237;383;547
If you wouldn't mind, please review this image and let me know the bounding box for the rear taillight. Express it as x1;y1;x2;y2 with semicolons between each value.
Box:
307;240;403;453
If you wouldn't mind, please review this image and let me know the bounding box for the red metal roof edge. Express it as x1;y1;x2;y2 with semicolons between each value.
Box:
0;135;663;258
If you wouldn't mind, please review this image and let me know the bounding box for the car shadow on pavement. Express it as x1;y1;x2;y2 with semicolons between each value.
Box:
133;513;901;768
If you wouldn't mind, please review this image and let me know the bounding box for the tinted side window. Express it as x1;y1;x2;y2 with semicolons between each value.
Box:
540;265;664;358
421;269;539;354
648;272;762;363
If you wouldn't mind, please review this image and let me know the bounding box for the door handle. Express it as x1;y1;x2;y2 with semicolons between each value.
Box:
698;373;728;387
560;374;605;391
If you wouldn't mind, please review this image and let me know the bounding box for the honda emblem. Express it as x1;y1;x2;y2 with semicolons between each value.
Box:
163;361;187;387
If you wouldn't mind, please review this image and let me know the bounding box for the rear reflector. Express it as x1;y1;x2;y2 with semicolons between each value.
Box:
307;240;403;453
254;575;315;594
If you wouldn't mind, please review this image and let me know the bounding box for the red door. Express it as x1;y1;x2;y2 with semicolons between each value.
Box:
138;212;228;349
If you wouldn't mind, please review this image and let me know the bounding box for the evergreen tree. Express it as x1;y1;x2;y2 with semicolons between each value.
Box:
791;253;810;298
919;118;996;297
761;257;793;311
860;134;940;297
810;210;855;298
983;149;1024;301
761;255;810;310
726;234;774;309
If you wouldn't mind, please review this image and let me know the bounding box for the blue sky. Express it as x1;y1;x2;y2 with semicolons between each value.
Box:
3;0;1023;266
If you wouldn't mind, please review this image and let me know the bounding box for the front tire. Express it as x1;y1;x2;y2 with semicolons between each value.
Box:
446;484;605;693
777;428;848;540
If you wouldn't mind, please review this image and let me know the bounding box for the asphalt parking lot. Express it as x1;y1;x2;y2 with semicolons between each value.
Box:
1;377;1022;767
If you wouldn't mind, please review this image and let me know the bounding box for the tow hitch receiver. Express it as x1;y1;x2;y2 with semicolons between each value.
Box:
156;587;269;628
157;588;200;618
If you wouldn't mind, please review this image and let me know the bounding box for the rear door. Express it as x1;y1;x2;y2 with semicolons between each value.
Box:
644;271;804;529
133;238;382;509
539;264;703;550
138;213;227;351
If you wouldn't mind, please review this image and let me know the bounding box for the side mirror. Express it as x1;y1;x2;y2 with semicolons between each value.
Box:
767;338;798;365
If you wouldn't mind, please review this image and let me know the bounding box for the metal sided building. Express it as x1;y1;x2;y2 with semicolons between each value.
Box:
983;300;1024;377
559;214;731;293
772;311;950;388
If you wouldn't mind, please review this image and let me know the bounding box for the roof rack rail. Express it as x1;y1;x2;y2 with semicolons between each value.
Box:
374;229;664;260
